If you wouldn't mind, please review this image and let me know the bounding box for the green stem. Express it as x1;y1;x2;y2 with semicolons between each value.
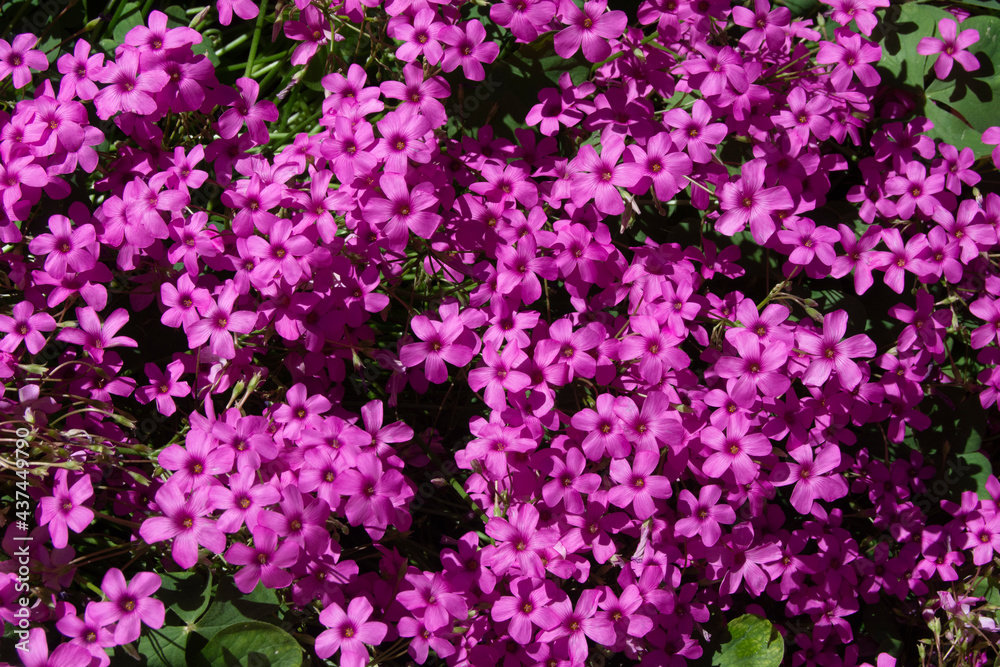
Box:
216;33;249;56
244;0;271;79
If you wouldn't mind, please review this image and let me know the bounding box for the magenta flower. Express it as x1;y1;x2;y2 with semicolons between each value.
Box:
392;9;445;64
210;468;281;533
607;447;672;519
18;627;93;667
663;100;728;164
554;0;628;63
870;228;932;294
491;0;557;42
716;159;793;243
830;223;882;295
715;337;791;405
217;0;260;26
94;46;168;119
535;589;615;663
373;109;432;173
158;431;234;492
225;526;299;593
138;481;226;569
28;214;97;279
333;452;411;538
492;577;558;645
187;284;258;359
617;315;689;385
570;136;644;215
363;173;442;241
969;297;1000;349
719;523;782;596
397;570;469;632
57;307;137;362
0;153;48;215
885;161;945;219
963;515;1000;566
0;301;56;355
0;34;48;89
817;27;882;89
732;0;791;51
57;39;105;100
38;469;94;549
439;20;499;81
797;310;876;389
484;503;558;578
219;78;279;145
674;485;736;547
88;568;165;644
136;361;190;417
399;313;477;383
771;445;848;514
563;491;630;564
917;18;980;79
701;416;772;484
315;597;388;666
571;394;629;460
821;0;889;36
469;342;532;411
542;446;601;514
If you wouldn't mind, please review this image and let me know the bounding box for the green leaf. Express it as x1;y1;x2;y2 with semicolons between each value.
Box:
777;0;820;19
188;580;280;643
156;570;212;624
710;614;784;667
955;450;994;500
200;621;302;667
923;99;990;156
876;3;954;89
924;14;1000;157
138;623;192;667
111;1;145;44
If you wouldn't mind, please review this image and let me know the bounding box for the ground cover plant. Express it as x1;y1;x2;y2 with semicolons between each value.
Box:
3;0;1000;665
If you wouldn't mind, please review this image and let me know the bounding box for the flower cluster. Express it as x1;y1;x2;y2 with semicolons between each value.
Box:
2;0;1000;666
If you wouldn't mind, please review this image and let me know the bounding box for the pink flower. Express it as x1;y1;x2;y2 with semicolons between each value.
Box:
94;46;168;119
439;20;499;81
732;0;791;51
554;0;628;63
56;307;137;363
218;78;279;145
315;597;388;665
225;526;300;593
135;360;190;416
217;0;260;26
186;283;258;359
674;485;735;547
716;159;793;243
797;310;876;389
771;444;848;514
18;627;93;667
570;135;644;216
917;18;980;79
391;8;445;64
56;39;105;101
0;301;56;355
608;447;673;519
535;588;615;663
138;481;226;569
88;568;165;645
701;416;772;485
38;469;94;549
491;0;557;42
821;0;890;36
0;34;48;89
